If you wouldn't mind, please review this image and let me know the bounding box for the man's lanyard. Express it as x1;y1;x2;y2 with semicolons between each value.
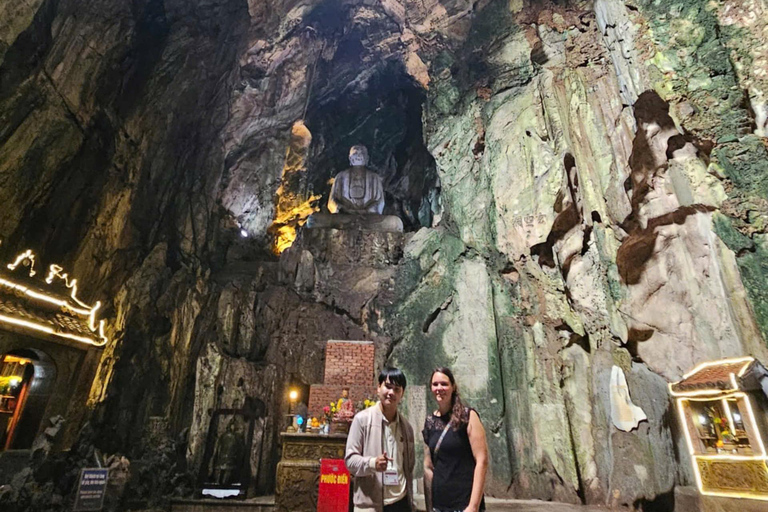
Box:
381;414;402;488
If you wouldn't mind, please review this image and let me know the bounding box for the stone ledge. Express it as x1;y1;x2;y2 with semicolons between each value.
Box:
306;213;403;232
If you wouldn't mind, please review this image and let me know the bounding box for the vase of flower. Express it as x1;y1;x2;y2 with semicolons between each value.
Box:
329;419;349;435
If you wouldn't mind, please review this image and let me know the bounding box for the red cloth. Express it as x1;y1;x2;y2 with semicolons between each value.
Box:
318;459;350;512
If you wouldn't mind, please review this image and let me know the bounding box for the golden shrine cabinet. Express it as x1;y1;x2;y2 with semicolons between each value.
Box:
671;357;768;500
275;432;348;512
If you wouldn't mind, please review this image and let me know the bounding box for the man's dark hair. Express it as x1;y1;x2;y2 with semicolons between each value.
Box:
378;367;407;389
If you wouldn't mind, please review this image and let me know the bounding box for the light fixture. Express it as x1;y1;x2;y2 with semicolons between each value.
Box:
240;229;248;238
3;355;31;365
0;250;109;346
698;414;708;424
9;377;21;387
734;413;742;422
722;398;736;434
7;250;36;276
269;120;320;254
289;389;299;402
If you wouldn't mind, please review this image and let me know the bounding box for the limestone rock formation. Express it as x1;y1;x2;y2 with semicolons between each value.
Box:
2;0;768;510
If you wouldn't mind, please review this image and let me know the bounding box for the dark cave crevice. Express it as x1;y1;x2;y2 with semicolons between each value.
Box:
489;283;516;493
531;153;584;273
0;0;59;100
422;296;453;333
616;91;722;287
625;327;653;363
633;488;675;512
2;110;117;279
111;0;172;118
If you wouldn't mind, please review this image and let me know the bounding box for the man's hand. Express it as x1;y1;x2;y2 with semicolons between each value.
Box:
373;452;391;472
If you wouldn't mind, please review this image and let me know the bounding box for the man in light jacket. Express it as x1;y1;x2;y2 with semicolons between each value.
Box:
345;367;415;512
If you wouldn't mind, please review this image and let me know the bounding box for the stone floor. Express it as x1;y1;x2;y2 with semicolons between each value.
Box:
415;495;614;511
171;495;618;512
172;489;768;512
480;498;616;511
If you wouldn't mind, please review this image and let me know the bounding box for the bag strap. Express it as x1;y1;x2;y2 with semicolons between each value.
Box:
433;421;451;458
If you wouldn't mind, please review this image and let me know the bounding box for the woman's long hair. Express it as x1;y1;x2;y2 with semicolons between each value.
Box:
431;367;469;429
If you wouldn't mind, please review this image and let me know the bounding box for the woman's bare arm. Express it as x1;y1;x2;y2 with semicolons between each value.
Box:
466;410;488;512
423;445;434;512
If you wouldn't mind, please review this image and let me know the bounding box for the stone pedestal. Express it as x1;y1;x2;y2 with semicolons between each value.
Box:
274;433;348;512
280;215;404;320
306;213;403;232
299;226;404;269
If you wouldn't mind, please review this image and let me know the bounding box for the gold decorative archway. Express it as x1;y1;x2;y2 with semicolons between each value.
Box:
0;249;108;347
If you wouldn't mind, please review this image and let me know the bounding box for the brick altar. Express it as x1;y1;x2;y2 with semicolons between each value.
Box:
308;340;376;417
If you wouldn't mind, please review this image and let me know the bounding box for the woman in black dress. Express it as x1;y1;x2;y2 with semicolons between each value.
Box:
422;367;488;512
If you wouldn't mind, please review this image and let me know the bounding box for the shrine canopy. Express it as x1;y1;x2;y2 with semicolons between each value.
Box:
0;250;108;348
669;357;767;397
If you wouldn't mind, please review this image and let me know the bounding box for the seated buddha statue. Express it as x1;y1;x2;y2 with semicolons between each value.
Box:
328;145;384;214
307;144;402;232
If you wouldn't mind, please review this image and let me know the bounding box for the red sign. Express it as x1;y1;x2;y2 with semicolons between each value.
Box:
317;458;350;512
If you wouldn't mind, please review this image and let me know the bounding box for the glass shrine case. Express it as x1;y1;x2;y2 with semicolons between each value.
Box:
670;357;768;501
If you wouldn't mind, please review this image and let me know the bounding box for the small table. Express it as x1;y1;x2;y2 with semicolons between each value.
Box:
275;432;348;512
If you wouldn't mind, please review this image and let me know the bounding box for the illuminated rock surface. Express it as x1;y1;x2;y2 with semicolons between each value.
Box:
1;0;768;510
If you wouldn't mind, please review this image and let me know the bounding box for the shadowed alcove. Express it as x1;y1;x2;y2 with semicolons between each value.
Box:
300;10;440;232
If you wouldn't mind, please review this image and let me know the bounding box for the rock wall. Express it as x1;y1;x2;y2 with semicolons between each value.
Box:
381;0;768;506
2;0;768;509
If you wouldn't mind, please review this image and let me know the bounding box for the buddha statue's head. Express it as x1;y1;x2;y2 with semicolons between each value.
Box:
349;145;369;167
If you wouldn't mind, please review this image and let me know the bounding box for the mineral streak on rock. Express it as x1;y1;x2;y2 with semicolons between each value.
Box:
269;120;321;254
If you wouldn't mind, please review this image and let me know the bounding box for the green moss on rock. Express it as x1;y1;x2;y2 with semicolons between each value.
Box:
636;0;750;139
712;137;768;200
714;214;768;344
731;238;768;345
